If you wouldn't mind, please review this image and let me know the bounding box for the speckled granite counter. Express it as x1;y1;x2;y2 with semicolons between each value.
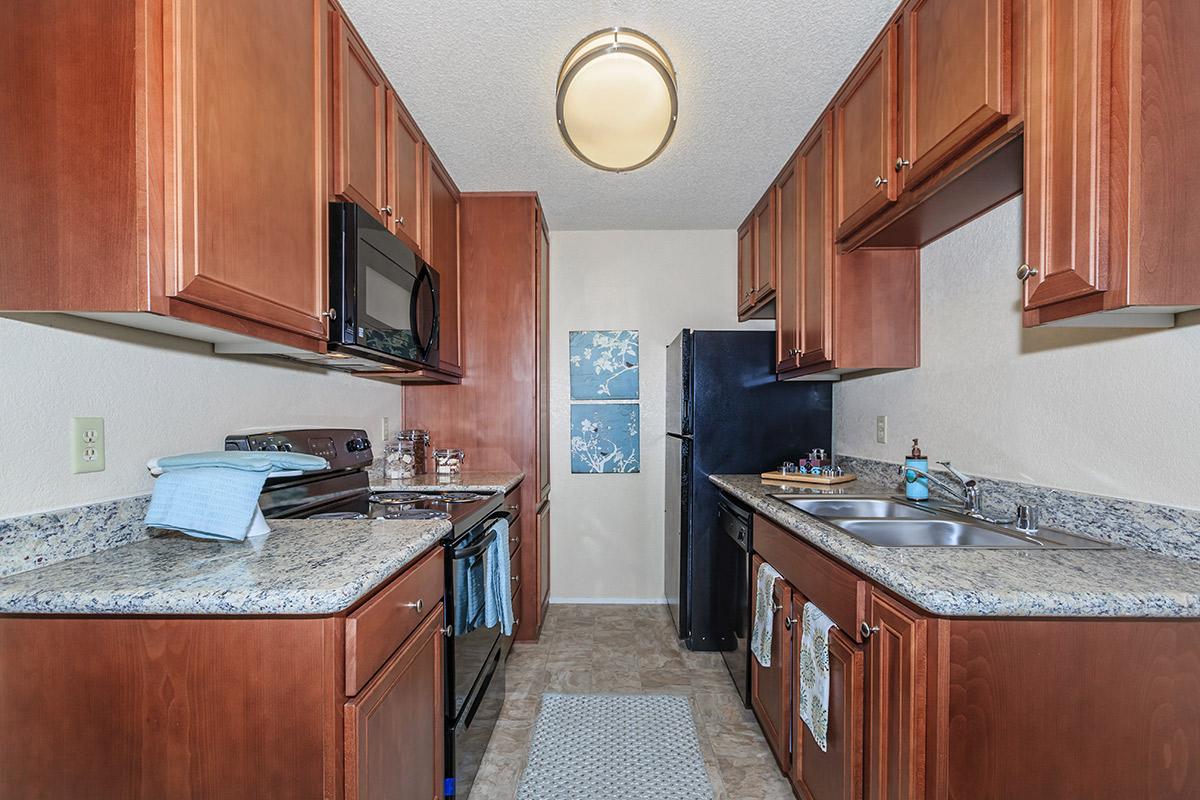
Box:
712;474;1200;618
0;517;449;616
369;470;524;494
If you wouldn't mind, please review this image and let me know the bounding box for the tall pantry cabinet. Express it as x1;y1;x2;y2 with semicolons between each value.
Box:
404;193;552;641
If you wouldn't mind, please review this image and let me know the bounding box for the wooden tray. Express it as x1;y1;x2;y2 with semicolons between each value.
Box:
760;470;857;485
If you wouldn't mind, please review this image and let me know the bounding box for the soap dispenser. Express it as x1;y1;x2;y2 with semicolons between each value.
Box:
904;439;929;501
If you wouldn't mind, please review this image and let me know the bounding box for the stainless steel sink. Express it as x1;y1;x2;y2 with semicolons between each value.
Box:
772;496;936;519
830;518;1045;548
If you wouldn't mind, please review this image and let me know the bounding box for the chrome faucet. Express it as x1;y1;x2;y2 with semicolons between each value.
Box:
901;461;1012;524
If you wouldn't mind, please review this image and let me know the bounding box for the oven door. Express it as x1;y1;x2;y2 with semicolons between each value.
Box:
448;511;510;721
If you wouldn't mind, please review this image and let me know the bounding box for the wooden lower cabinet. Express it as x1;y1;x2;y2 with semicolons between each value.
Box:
537;500;551;619
791;592;865;800
345;605;444;800
750;555;793;771
865;591;925;800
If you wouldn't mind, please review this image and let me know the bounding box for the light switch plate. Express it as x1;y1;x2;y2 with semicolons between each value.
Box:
876;415;888;445
72;417;105;473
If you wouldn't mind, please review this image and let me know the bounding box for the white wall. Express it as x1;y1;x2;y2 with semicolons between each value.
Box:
836;197;1200;509
0;315;402;516
548;230;771;603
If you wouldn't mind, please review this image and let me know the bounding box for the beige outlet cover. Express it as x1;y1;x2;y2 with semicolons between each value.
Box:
72;417;105;473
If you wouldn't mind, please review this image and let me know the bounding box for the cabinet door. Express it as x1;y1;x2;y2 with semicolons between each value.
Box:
798;113;835;369
737;219;755;312
899;0;1011;189
386;91;424;254
750;555;793;772
1022;0;1107;310
331;13;387;222
866;591;926;800
537;501;551;620
753;191;776;299
427;151;461;374
775;158;801;372
834;27;898;239
345;605;444;800
168;0;326;340
791;591;864;800
537;219;551;500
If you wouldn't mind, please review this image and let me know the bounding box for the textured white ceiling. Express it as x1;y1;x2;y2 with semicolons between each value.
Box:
340;0;901;230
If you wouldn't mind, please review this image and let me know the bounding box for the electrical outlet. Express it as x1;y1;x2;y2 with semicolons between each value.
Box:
381;416;392;444
876;415;888;445
72;417;105;473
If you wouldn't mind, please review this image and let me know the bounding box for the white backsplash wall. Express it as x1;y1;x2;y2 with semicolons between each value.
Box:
835;196;1200;510
549;230;771;603
0;314;402;516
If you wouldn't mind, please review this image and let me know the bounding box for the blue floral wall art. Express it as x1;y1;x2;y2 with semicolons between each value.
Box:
569;330;639;400
570;403;640;474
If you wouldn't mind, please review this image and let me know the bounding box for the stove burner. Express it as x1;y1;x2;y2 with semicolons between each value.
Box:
369;492;425;505
381;508;452;521
423;491;491;504
309;511;369;520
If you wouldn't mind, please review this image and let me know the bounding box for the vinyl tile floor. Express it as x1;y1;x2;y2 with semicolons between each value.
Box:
470;603;795;800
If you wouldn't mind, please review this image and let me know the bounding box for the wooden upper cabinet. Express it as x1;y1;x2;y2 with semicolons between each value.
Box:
898;0;1012;190
775;158;801;372
791;593;865;800
866;591;926;800
834;27;898;239
753;191;776;300
737;218;755;311
344;606;444;800
750;555;793;772
167;0;326;340
386;91;425;254
427;151;462;374
797;114;835;369
332;12;387;222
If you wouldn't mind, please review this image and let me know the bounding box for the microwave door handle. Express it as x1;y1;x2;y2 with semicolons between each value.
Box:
409;268;428;354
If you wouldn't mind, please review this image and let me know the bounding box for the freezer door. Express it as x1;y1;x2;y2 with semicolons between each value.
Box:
664;431;690;638
665;329;691;436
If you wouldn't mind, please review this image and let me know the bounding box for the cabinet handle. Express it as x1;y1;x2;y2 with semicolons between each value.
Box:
320;307;337;320
771;601;783;614
509;536;520;545
404;598;424;614
873;176;888;188
380;205;393;216
397;215;406;225
511;575;519;583
861;621;879;639
895;157;910;172
787;347;800;357
1017;264;1039;282
784;616;797;630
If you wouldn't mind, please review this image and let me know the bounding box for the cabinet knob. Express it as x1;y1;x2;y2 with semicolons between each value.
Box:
404;598;424;614
861;621;879;639
873;176;888;189
895;157;911;172
511;575;519;583
381;206;393;216
509;536;519;544
784;616;797;630
1017;264;1039;282
397;215;406;225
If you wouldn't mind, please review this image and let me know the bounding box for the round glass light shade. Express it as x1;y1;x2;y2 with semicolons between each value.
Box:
556;28;678;172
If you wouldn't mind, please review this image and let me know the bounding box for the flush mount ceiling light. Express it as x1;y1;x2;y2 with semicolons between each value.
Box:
556;27;678;172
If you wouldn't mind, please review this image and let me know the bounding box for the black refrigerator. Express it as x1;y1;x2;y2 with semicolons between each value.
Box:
665;329;832;653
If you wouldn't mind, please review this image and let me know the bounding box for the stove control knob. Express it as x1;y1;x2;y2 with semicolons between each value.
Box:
265;443;280;451
346;438;367;453
281;443;293;452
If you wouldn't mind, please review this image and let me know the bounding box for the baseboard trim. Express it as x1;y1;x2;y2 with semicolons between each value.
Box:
548;596;668;605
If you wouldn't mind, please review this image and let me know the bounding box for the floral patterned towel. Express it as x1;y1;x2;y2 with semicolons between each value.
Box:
750;562;782;667
798;602;838;752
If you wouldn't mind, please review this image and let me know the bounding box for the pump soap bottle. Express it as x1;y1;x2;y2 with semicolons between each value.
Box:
904;439;929;501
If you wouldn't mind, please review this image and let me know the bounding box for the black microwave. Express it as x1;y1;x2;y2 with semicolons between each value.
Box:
328;202;440;370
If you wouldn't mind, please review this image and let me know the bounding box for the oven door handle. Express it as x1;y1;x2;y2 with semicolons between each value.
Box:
449;509;515;560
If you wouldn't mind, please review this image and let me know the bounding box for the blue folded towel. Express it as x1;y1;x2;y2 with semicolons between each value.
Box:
484;518;515;636
144;451;328;542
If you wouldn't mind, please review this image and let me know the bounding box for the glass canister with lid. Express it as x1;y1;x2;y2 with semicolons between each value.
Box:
384;439;418;481
397;429;430;474
433;448;465;475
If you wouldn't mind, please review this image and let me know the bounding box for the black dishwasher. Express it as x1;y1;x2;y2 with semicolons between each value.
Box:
717;493;753;706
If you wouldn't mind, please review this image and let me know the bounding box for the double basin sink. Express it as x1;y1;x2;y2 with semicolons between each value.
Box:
772;496;1120;549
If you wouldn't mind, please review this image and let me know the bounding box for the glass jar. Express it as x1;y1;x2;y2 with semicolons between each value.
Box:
432;448;464;475
384;440;418;481
398;429;430;474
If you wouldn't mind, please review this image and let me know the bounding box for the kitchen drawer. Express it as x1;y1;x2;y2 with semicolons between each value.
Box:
509;544;522;601
345;546;444;696
507;513;522;558
753;514;868;643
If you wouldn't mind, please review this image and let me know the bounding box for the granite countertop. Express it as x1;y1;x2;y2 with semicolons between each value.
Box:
0;517;450;616
369;470;525;495
711;474;1200;619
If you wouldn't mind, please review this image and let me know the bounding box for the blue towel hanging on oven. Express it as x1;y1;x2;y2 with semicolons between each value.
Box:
484;518;514;635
